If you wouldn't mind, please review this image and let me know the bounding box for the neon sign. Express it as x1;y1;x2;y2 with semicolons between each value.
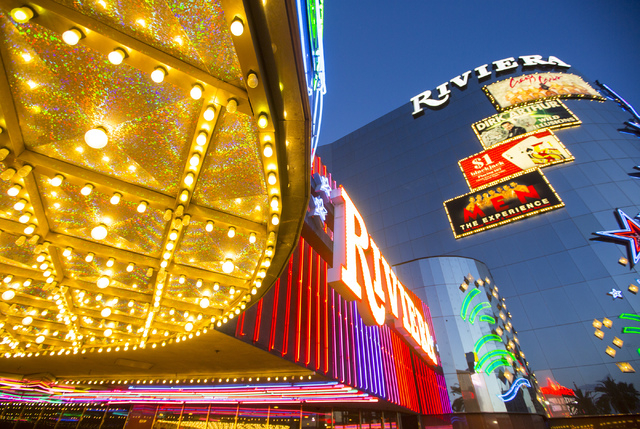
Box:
327;187;437;365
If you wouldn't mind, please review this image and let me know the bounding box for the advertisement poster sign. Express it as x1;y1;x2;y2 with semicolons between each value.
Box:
444;169;564;239
458;130;573;190
483;73;603;111
472;100;581;149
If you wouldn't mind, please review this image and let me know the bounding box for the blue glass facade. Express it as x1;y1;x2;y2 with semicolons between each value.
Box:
318;60;640;415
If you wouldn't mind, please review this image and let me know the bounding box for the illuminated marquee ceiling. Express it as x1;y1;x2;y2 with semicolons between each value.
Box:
0;0;310;362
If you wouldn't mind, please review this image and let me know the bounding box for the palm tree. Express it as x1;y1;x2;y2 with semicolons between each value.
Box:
594;376;640;414
569;385;598;415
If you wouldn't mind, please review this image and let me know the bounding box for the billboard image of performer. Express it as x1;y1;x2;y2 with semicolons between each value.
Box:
501;121;526;139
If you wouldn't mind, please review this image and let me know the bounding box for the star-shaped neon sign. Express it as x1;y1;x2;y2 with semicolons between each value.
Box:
312;196;328;222
594;209;640;266
607;288;624;300
318;176;332;199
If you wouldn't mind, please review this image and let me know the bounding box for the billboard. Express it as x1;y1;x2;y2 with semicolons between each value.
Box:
483;73;603;111
443;169;564;238
458;130;573;190
472;100;581;149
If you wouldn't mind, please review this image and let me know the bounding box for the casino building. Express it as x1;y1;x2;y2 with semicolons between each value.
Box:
318;56;640;419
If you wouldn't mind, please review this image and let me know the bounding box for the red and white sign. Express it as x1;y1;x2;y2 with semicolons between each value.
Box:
327;187;438;365
458;130;573;190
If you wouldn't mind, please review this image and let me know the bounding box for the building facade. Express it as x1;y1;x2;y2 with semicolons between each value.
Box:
319;55;640;417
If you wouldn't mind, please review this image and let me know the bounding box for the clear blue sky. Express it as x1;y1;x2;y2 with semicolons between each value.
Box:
318;0;640;146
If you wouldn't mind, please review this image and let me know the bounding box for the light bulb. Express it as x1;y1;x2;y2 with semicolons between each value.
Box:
104;328;112;337
106;257;115;267
203;106;216;121
110;193;121;204
257;113;268;129
249;232;256;243
97;276;110;289
85;127;108;149
226;98;238;114
227;226;235;238
50;175;64;187
35;335;45;344
151;67;167;83
81;184;93;196
206;221;214;232
63;247;72;257
199;297;210;308
101;308;111;318
62;28;83;46
213;282;219;291
196;279;203;287
85;252;94;262
271;214;279;225
184;173;195;186
267;172;276;185
222;259;234;274
108;48;126;65
190;84;203;100
189;154;200;166
230;18;244;36
24;224;36;234
2;290;15;300
11;6;34;23
137;201;147;213
13;199;27;211
196;131;208;146
247;73;259;89
185;322;194;332
18;212;31;223
8;184;21;196
263;144;273;157
179;190;189;202
169;230;178;241
265;247;273;257
91;224;108;240
126;263;134;272
270;196;279;210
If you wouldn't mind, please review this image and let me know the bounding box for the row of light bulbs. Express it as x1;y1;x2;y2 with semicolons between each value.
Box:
59;374;314;386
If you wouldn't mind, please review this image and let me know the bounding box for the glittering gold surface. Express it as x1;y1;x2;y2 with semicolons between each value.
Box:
193;112;267;222
49;0;243;85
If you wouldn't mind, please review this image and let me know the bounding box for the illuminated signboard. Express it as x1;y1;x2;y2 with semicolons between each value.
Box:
483;73;604;111
458;130;573;190
472;100;581;149
443;169;564;238
328;187;438;365
410;55;571;116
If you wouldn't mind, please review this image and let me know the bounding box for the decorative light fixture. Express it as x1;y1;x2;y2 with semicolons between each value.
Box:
203;106;216;121
257;113;268;129
101;308;111;318
230;18;244;36
10;6;34;23
267;172;276;185
199;297;210;308
7;184;21;196
108;48;127;65
222;259;234;274
137;201;148;213
190;84;204;100
84;128;108;149
50;175;64;187
62;28;84;46
110;193;121;204
271;214;279;225
226;98;238;114
1;290;15;300
196;131;208;146
189;154;200;167
91;224;108;240
126;263;135;272
106;257;115;267
249;232;257;243
263;144;273;157
80;184;94;196
18;212;31;223
179;190;189;202
227;226;235;238
205;221;214;232
23;224;36;234
13;199;27;210
96;276;110;289
85;253;94;262
247;72;259;88
270;196;279;210
151;67;167;83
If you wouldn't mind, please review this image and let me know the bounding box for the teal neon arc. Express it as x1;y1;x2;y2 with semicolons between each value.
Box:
469;302;492;324
474;334;502;355
461;289;481;320
475;349;517;374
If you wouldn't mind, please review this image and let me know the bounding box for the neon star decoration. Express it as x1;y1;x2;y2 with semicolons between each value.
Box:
312;196;327;221
607;288;624;300
318;175;332;198
593;209;640;266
